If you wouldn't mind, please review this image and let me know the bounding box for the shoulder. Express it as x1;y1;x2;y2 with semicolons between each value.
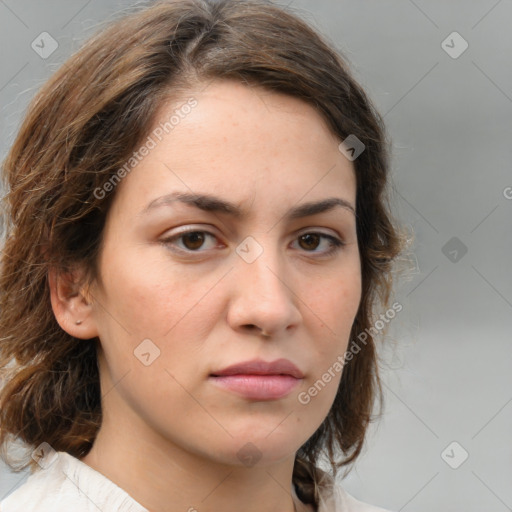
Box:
0;451;148;512
315;467;395;512
337;488;395;512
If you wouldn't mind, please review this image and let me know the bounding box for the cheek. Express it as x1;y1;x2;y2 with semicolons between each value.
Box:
307;268;361;340
336;281;362;331
301;266;361;402
96;245;201;339
92;245;227;393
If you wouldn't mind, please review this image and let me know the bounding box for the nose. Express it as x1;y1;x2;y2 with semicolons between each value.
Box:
226;240;302;338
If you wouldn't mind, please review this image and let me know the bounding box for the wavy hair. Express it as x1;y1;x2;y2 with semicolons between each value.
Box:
0;0;406;507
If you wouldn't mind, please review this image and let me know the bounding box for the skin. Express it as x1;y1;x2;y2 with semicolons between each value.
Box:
50;79;361;512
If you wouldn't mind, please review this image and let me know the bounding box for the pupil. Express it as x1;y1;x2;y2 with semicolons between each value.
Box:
184;232;204;250
300;234;319;250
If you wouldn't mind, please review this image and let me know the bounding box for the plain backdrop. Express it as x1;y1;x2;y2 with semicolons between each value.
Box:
0;1;511;511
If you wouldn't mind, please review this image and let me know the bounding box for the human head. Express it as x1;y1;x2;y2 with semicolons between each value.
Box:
0;0;404;505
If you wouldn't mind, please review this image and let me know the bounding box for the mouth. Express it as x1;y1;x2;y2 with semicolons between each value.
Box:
209;374;301;400
209;358;303;401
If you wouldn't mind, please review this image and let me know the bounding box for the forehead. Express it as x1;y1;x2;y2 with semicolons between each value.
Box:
110;80;356;217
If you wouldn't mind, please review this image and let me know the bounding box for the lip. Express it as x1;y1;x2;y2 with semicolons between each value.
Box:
209;358;304;401
210;358;304;379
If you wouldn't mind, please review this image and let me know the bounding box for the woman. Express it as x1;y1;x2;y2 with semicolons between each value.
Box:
0;0;405;510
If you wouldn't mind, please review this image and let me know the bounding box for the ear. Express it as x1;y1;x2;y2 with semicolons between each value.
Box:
48;266;99;340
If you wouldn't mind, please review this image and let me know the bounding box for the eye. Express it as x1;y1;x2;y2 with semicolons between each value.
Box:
160;227;345;257
161;228;220;253
292;232;345;256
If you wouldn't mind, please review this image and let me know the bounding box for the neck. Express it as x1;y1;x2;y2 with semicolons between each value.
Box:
80;407;299;512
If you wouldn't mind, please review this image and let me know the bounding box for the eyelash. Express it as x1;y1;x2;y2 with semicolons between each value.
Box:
160;228;345;257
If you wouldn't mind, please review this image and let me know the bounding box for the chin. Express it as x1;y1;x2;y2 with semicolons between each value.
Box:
216;430;304;468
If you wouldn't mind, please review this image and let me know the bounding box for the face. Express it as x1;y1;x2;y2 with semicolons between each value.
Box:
87;80;361;467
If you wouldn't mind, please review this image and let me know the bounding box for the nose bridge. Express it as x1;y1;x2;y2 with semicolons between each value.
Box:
230;233;300;333
238;234;287;296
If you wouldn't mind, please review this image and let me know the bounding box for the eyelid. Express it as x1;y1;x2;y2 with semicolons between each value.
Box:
292;230;346;255
162;225;342;242
160;226;222;251
160;225;346;255
295;226;343;240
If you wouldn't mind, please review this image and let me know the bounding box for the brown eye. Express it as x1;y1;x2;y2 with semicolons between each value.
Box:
292;232;345;256
298;233;321;251
161;229;219;253
181;232;206;250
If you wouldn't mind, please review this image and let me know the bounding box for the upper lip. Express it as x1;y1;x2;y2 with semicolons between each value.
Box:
211;358;304;379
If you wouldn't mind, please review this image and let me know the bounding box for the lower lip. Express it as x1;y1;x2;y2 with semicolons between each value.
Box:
209;375;301;400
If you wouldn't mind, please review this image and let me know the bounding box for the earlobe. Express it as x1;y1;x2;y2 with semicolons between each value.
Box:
48;267;99;340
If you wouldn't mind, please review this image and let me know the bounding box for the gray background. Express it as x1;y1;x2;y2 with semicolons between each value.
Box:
0;1;511;511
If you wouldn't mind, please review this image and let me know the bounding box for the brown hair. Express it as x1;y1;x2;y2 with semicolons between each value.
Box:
0;0;405;506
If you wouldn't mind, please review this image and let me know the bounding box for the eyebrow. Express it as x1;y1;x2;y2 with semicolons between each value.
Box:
139;192;355;220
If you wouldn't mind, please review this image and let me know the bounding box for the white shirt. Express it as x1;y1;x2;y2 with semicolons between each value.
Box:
0;451;393;512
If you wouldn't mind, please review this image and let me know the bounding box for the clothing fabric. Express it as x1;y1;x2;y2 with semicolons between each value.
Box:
1;451;393;511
